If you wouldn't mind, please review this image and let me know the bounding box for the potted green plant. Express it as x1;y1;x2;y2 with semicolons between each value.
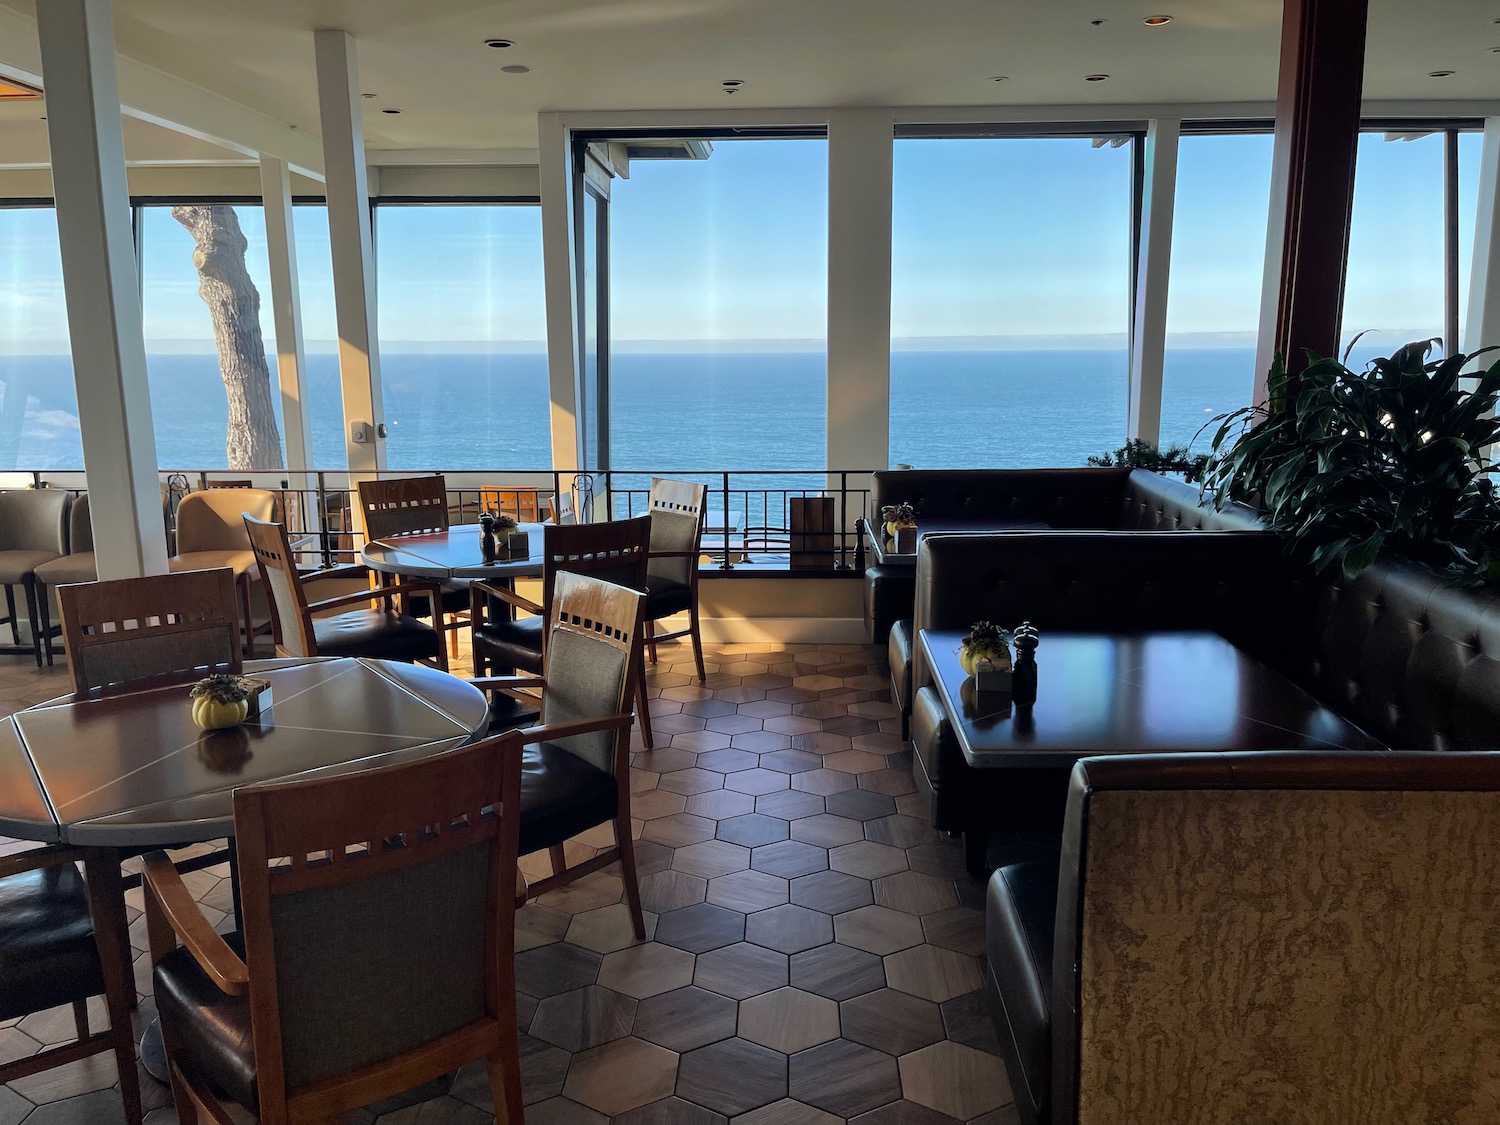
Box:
880;502;917;539
1088;438;1209;483
1204;338;1500;582
959;620;1010;677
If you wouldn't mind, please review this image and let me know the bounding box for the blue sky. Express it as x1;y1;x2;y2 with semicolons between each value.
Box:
0;131;1483;356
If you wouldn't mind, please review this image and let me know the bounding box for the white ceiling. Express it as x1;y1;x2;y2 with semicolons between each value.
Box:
0;0;1497;164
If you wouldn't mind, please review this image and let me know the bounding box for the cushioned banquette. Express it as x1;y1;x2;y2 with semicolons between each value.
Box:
987;750;1500;1125
877;469;1261;738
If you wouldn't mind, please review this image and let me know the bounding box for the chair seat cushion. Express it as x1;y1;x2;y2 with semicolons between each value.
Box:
0;550;62;585
0;862;105;1022
33;552;98;587
888;619;913;712
153;932;257;1113
520;742;619;856
642;575;691;620
473;615;544;674
987;859;1060;1124
170;550;256;579
311;609;440;663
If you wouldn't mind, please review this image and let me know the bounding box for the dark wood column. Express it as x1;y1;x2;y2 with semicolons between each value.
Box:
1254;0;1369;397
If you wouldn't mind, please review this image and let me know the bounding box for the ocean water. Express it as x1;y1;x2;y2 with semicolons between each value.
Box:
0;345;1356;480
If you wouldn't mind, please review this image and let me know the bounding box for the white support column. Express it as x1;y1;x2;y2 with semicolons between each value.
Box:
1464;118;1500;365
826;109;894;475
37;0;168;579
313;29;384;475
258;155;313;475
1128;119;1180;446
538;112;581;473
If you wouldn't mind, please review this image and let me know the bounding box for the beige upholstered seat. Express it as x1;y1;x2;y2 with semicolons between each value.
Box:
0;488;70;666
169;489;275;655
643;478;708;681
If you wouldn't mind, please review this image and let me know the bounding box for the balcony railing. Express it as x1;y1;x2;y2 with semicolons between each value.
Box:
9;468;875;575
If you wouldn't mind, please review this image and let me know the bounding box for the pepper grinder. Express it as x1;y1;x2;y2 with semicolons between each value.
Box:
480;512;498;563
1012;621;1039;704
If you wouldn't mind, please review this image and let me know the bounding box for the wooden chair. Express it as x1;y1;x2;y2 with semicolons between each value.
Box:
470;515;655;748
0;845;142;1125
643;478;708;681
357;475;470;658
790;495;837;569
143;731;525;1125
476;571;648;936
169;488;277;656
244;514;447;670
56;568;242;697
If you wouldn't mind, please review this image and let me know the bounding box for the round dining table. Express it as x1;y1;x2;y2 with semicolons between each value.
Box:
360;521;548;582
0;655;490;1080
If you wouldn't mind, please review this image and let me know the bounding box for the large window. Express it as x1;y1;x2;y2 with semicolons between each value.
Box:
291;204;350;469
375;203;549;470
890;136;1134;468
1161;133;1274;451
0;207;81;470
605;138;829;472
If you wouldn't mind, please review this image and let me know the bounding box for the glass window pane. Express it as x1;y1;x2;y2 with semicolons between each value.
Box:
890;137;1133;468
0;207;81;470
1162;133;1274;451
139;204;283;470
1342;133;1446;363
375;203;549;471
607;138;829;471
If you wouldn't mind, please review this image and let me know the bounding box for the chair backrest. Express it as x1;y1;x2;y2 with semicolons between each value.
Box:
232;731;522;1123
244;515;317;657
646;479;706;587
56;568;242;696
357;476;450;541
1055;751;1500;1125
68;493;93;555
176;489;276;554
0;488;69;555
789;495;835;569
541;571;646;773
541;515;651;620
546;493;577;526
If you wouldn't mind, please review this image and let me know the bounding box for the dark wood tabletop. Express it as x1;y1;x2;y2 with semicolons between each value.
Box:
919;629;1383;769
361;522;547;581
865;519;1051;565
0;657;490;847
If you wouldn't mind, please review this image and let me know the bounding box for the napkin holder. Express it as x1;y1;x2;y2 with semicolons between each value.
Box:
502;530;530;559
242;678;271;719
895;524;919;553
973;654;1012;694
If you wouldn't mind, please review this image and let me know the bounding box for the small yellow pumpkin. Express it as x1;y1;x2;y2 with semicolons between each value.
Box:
189;674;251;731
959;646;1006;677
885;520;901;538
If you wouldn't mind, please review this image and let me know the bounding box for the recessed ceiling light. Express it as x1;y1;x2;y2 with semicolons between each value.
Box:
990;75;1010;82
361;92;377;99
501;64;531;74
1428;70;1456;77
1084;73;1110;82
484;38;514;49
1090;19;1106;26
721;80;744;87
381;108;402;114
1142;15;1173;26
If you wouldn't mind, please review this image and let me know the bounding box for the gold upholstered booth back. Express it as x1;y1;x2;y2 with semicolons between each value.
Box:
1057;753;1500;1125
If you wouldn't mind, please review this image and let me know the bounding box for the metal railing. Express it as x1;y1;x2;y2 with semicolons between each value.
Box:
9;467;875;575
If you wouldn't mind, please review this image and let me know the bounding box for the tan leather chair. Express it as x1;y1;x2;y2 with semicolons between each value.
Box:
169;488;275;656
0;488;70;667
33;493;98;666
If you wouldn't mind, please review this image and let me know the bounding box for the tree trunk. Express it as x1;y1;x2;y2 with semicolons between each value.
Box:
171;205;285;471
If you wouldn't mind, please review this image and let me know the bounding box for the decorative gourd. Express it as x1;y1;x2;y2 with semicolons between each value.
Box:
189;674;252;731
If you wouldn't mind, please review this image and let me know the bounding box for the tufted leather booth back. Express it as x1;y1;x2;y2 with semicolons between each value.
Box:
871;469;1130;530
1306;557;1500;751
1119;471;1263;531
911;531;1310;702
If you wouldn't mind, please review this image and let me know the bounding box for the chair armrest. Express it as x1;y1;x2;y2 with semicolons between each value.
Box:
142;852;249;996
517;712;634;746
470;675;547;702
0;844;87;879
471;582;543;616
300;563;370;584
647;550;699;560
307;580;441;614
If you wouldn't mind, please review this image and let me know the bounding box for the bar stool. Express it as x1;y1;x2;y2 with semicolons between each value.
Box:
0;488;69;666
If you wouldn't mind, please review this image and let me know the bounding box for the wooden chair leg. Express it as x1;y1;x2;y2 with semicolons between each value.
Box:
4;583;18;645
22;577;42;667
82;850;144;1125
485;1044;524;1125
71;999;88;1039
548;844;568;878
634;656;655;750
38;580;55;667
238;573;253;658
645;618;658;666
449;614;460;659
616;815;646;939
688;599;706;683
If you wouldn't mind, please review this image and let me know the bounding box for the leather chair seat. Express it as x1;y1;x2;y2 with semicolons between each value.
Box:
986;860;1060;1125
401;582;470;620
472;615;544;674
311;609;440;663
520;743;619;856
0;550;61;586
888;620;913;718
170;550;257;579
642;575;691;619
0;863;105;1022
32;552;97;587
153;932;257;1113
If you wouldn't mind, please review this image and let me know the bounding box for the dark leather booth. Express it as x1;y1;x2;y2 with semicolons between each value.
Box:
987;751;1500;1125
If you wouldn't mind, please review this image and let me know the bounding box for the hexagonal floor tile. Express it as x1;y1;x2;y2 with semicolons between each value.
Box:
874;870;959;916
515;942;604;998
565;903;655;954
733;1100;844;1125
790;943;886;1001
864;814;942;850
678;1038;789;1117
751;840;829;879
614;1097;730;1125
639;869;709;913
634;985;739;1052
562;1036;679;1116
655;902;747;953
789;813;865;848
841;988;946;1057
898;1041;1012;1120
659;767;727;795
789;769;856;796
789;869;874;914
883;946;983;1003
717;813;791;848
833;906;926;956
675;839;754;879
745;904;833;954
708;868;790;912
738;986;840;1054
697;748;762;773
759;749;822;774
530;985;638;1052
725;769;793;796
686;789;758;820
597;943;696;999
829;840;909;879
788;1039;902;1118
823;790;899;822
695;942;790;1000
